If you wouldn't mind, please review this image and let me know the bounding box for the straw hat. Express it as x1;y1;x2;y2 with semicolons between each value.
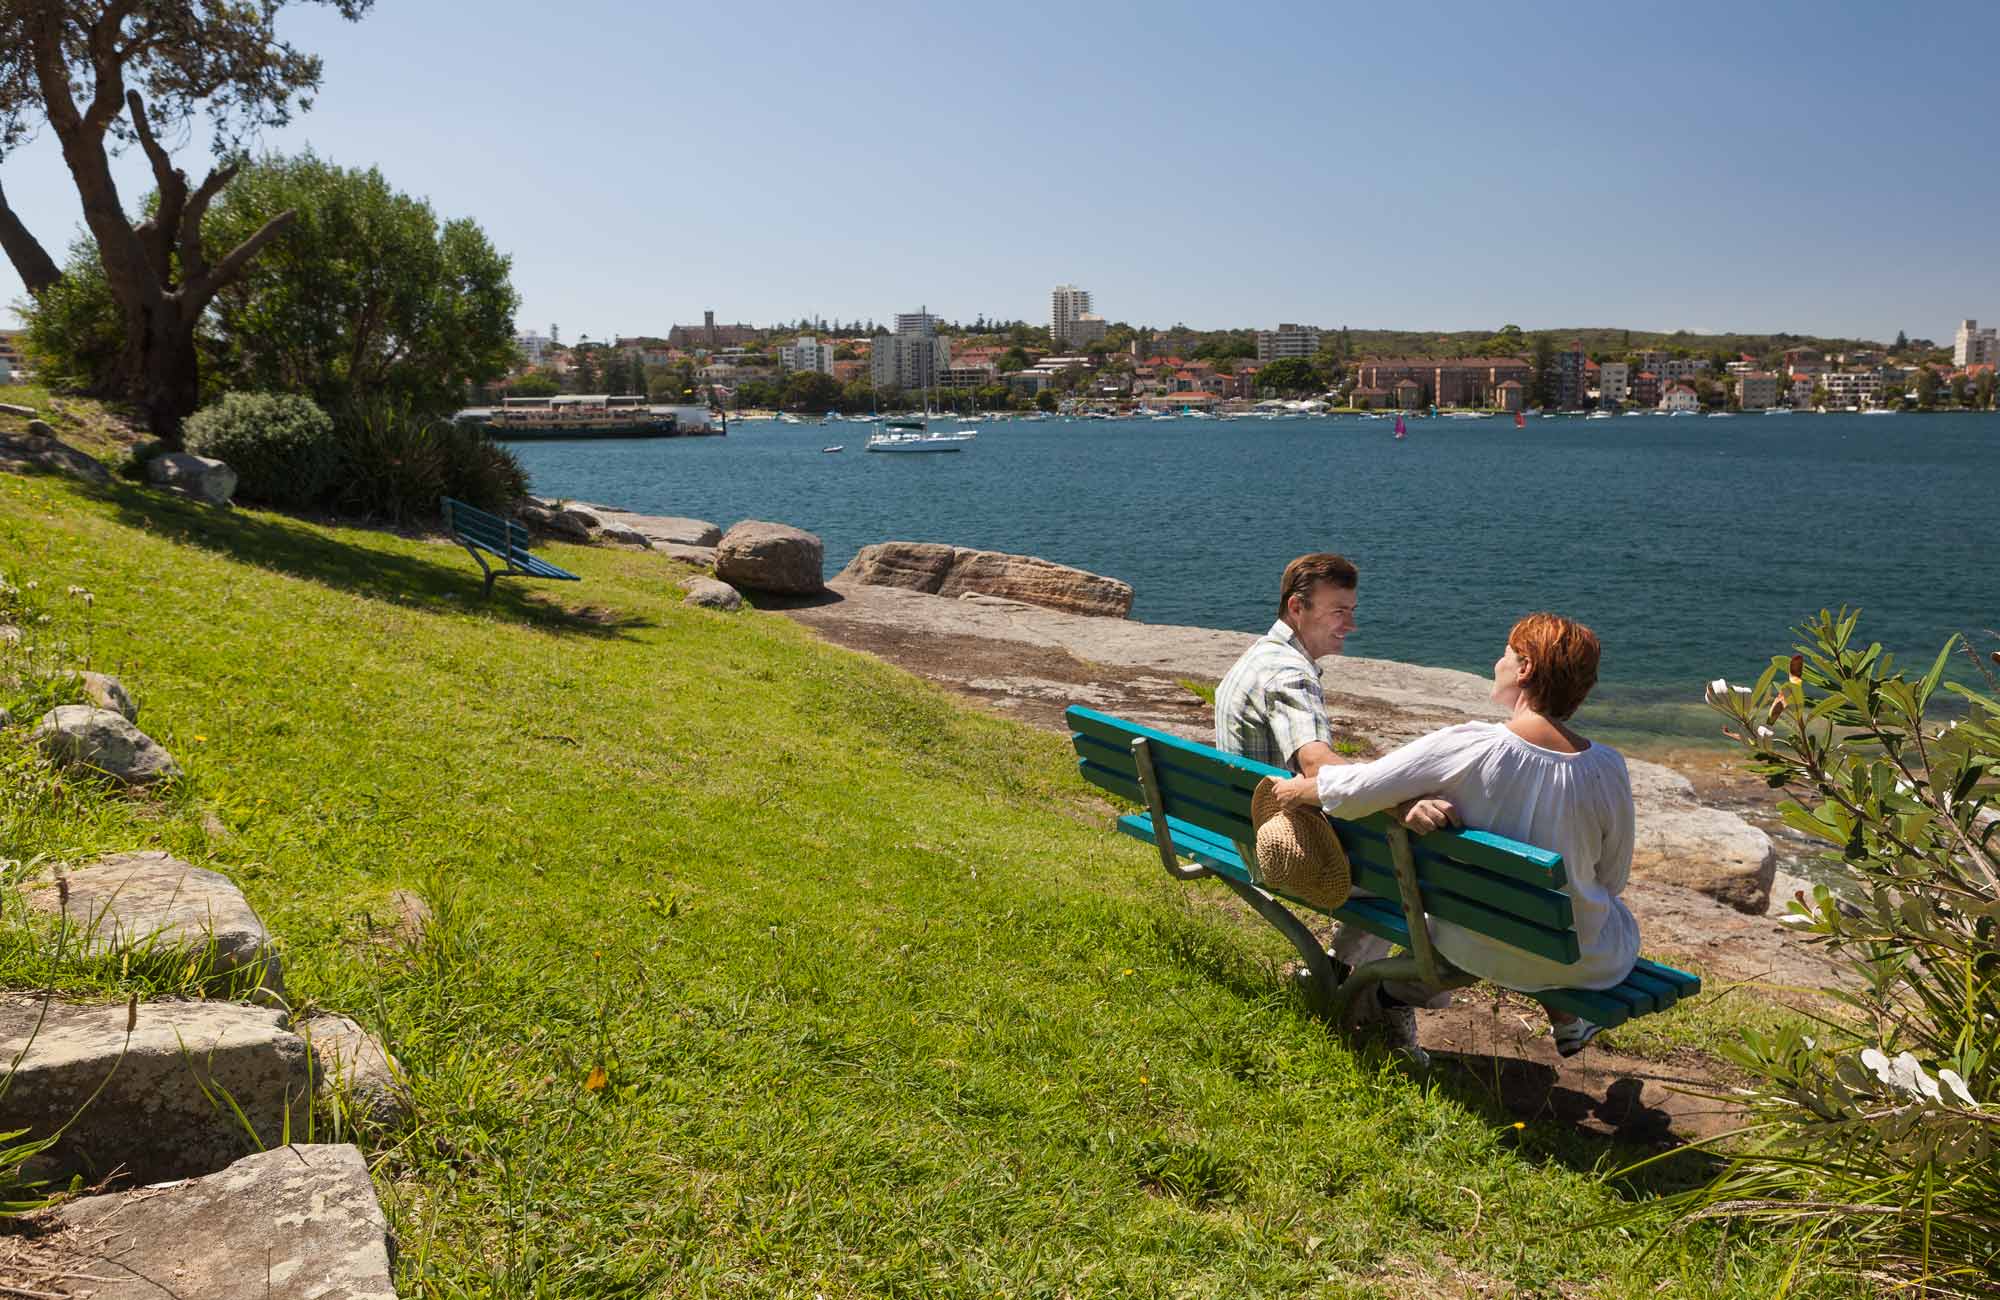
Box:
1250;777;1351;909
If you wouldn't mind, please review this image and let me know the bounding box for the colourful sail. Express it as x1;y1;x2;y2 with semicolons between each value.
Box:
1515;410;1526;429
1393;414;1407;438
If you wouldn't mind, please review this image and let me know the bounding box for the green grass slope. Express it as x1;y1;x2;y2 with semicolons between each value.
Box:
0;469;1849;1298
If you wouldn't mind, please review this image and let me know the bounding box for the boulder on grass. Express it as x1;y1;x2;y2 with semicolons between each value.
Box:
300;1013;411;1129
147;450;238;505
682;578;743;611
600;524;653;548
0;420;109;483
24;851;284;1001
54;1144;396;1299
714;520;824;594
31;704;181;785
0;996;310;1183
69;669;137;721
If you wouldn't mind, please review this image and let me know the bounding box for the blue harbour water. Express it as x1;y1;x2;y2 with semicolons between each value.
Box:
510;412;1999;748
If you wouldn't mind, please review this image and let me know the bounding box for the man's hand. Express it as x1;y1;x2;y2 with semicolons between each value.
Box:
1393;797;1461;834
1269;774;1320;812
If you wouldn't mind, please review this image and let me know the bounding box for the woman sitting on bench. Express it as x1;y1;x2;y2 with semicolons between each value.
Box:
1269;612;1636;1057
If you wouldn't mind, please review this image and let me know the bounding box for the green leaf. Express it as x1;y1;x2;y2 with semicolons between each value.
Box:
1917;636;1959;708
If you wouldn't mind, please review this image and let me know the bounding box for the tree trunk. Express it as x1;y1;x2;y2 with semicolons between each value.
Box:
117;297;201;448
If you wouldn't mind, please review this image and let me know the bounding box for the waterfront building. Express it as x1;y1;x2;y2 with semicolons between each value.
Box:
831;359;867;383
1660;357;1710;382
1050;286;1093;348
1349;356;1532;407
1630;370;1661;407
938;362;999;389
1496;379;1525;412
777;335;835;375
1782;346;1824;372
1821;370;1883;406
516;329;559;367
1737;372;1780;410
667;310;759;351
1660;382;1700;413
1554;339;1588;409
871;311;952;392
1255;323;1322;362
1955;319;2000;367
1598;361;1630;407
1788;373;1815;408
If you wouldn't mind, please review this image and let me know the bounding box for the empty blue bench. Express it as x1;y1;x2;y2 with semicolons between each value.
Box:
1067;705;1699;1032
442;497;581;598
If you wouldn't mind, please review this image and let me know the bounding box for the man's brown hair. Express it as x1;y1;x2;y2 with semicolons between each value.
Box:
1508;612;1601;720
1277;553;1358;619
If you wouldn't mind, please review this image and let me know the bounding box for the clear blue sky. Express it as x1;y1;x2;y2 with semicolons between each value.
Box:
4;0;1996;342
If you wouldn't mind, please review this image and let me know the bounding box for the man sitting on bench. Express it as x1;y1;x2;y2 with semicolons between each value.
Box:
1266;612;1636;1058
1214;553;1457;1057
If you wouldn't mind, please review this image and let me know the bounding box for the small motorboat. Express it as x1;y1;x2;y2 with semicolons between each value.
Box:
821;444;844;453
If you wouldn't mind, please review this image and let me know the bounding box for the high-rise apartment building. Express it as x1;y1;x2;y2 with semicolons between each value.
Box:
1051;285;1092;347
871;311;951;392
778;335;834;375
1255;323;1321;362
1955;319;1999;366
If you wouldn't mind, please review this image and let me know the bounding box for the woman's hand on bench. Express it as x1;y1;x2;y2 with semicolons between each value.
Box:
1394;798;1462;834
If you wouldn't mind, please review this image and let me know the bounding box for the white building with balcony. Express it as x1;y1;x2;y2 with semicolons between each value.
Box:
1955;319;1999;367
1050;285;1095;348
1255;323;1321;362
778;335;834;375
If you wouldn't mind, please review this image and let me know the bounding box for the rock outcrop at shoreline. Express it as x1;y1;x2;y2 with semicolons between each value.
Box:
840;541;1135;617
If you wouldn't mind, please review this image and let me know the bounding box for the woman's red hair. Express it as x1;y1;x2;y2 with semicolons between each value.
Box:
1509;612;1600;720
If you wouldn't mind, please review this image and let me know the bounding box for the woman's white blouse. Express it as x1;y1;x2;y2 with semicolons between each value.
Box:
1314;722;1640;992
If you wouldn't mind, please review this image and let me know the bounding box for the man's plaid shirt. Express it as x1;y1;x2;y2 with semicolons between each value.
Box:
1213;620;1335;771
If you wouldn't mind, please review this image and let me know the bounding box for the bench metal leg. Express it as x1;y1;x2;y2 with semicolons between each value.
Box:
1327;953;1476;1028
458;541;500;599
1216;875;1346;1015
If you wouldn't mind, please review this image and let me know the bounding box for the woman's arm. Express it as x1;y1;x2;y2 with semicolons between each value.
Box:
1312;724;1491;818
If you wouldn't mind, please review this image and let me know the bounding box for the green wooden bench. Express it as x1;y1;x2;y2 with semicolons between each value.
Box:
1066;705;1699;1032
441;496;581;598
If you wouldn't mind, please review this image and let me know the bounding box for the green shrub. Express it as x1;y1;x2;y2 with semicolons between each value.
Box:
1667;610;2000;1294
328;400;525;522
183;392;338;508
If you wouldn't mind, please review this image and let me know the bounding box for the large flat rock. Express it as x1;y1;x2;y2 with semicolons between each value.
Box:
569;503;722;548
840;541;1135;617
23;851;283;1000
52;1144;397;1299
0;996;310;1183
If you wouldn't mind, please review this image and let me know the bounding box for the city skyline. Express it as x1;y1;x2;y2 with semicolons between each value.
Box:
3;0;1997;342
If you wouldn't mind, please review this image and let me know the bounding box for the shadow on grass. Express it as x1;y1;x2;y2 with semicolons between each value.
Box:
101;484;654;640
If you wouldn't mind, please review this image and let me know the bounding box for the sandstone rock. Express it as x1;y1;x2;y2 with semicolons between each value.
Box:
300;1014;411;1128
839;541;1134;617
23;851;284;1000
559;506;602;531
659;542;717;567
74;668;137;720
388;888;431;946
31;704;181;785
715;520;825;594
541;510;592;542
0;401;35;417
516;502;556;530
0;421;109;483
0;996;311;1182
839;540;957;592
600;524;653;548
682;577;743;611
54;1144;397;1299
1627;760;1779;914
147;450;238;505
575;506;721;548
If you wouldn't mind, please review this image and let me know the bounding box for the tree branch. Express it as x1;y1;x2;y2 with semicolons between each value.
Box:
177;161;241;284
0;175;62;295
124;90;184;285
186;209;295;307
82;0;144;133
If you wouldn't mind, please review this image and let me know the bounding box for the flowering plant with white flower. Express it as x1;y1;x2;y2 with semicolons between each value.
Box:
1661;608;2000;1293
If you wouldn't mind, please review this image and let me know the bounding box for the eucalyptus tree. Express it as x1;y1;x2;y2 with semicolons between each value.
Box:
0;0;373;443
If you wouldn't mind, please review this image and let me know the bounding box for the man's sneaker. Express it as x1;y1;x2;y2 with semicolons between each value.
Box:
1378;1000;1430;1070
1552;1016;1603;1059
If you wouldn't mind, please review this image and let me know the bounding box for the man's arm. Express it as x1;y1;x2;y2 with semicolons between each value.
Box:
1289;740;1349;777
